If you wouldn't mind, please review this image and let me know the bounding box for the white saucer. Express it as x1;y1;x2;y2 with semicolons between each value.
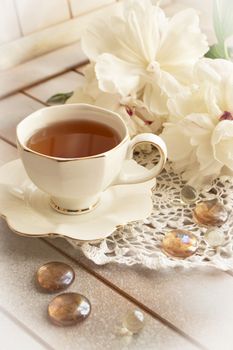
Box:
0;159;155;241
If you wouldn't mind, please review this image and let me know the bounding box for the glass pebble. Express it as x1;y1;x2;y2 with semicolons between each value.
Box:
36;262;75;292
180;185;198;204
122;310;145;334
162;229;198;258
204;228;225;247
193;199;228;227
48;293;91;326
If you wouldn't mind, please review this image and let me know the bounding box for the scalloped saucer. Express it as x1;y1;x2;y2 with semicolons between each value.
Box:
0;159;155;241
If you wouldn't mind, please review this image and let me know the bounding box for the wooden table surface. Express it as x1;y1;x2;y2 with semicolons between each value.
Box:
0;44;232;350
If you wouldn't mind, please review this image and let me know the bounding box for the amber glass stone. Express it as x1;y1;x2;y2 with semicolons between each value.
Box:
193;199;228;227
48;293;91;326
36;262;75;292
162;229;198;258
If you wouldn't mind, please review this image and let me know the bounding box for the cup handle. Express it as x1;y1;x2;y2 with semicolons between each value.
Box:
115;133;167;185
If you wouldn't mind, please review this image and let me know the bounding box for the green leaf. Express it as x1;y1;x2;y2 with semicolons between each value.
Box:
205;43;226;59
46;92;73;105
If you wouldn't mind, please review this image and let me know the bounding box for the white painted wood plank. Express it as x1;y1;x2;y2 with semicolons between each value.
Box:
0;43;86;98
0;219;196;350
0;0;21;45
0;2;119;71
0;142;197;350
50;238;233;350
15;0;70;35
25;71;85;103
0;140;18;166
0;72;85;146
70;0;115;17
0;308;47;350
75;64;87;74
0;93;44;143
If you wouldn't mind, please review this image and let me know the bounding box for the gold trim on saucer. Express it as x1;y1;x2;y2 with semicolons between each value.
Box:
0;213;103;243
49;199;100;215
0;157;155;242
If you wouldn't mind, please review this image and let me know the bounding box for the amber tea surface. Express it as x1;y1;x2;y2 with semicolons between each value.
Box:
27;120;121;158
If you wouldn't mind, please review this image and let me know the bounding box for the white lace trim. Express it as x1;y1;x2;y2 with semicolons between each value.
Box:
67;151;233;270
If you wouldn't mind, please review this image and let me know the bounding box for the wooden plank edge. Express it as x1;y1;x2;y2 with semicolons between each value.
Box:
0;305;55;350
0;2;120;71
0;58;88;100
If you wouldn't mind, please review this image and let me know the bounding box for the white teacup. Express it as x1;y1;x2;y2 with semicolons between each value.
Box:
17;104;167;214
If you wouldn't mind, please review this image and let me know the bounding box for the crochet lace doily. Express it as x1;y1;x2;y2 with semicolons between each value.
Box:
67;151;233;270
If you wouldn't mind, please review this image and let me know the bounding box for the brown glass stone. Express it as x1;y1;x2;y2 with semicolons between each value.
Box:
48;293;91;326
162;229;198;258
193;199;228;227
36;262;75;292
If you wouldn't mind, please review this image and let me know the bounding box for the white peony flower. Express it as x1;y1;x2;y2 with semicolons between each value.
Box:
161;58;233;186
82;0;208;119
67;64;155;136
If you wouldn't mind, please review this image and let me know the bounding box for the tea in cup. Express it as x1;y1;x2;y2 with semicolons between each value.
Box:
17;104;167;214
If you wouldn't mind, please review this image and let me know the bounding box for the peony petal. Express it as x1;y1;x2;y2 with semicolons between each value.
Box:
157;69;186;97
143;83;168;115
203;84;222;119
167;90;206;122
212;120;233;143
82;63;96;82
225;72;233;112
196;139;222;177
212;121;233;170
158;9;208;66
194;59;222;84
197;58;233;81
200;161;222;177
161;123;193;161
163;62;194;85
121;1;166;63
95;91;121;111
66;88;94;105
195;58;233;116
81;64;104;100
82;20;120;61
183;114;215;145
83;0;167;66
95;53;143;96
